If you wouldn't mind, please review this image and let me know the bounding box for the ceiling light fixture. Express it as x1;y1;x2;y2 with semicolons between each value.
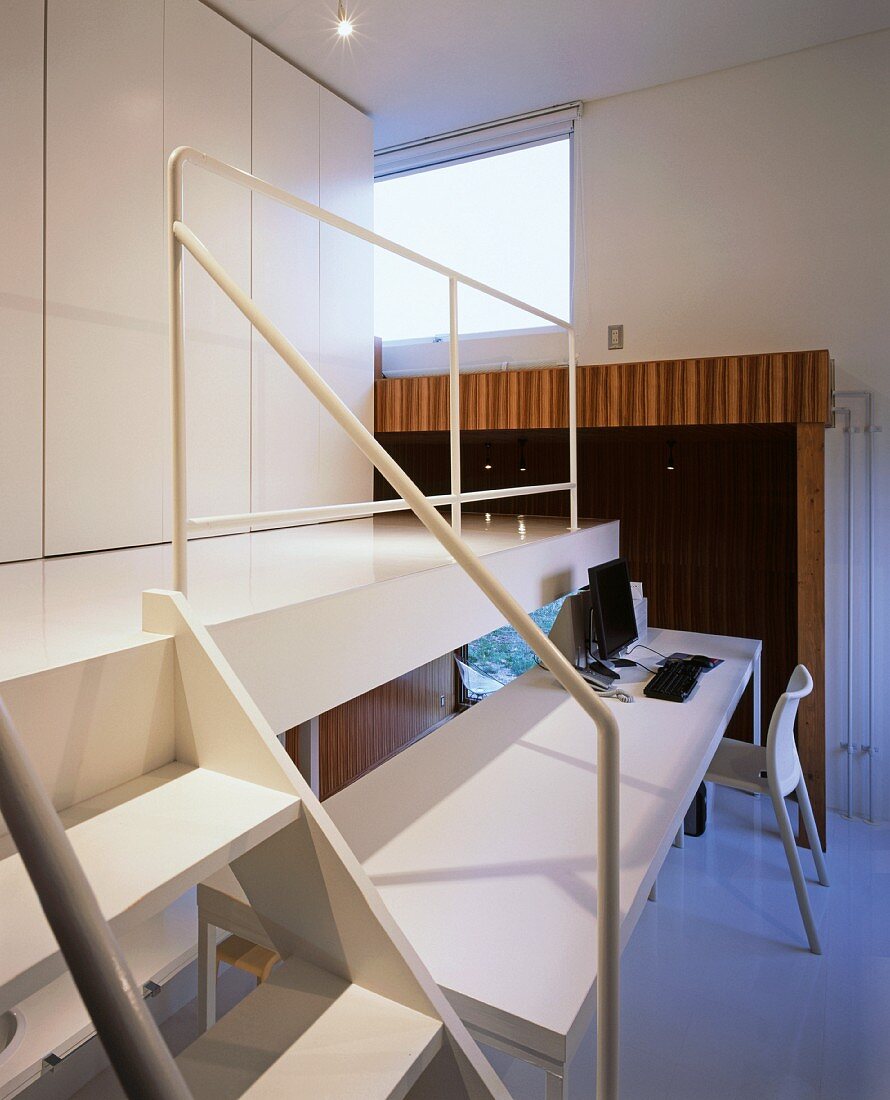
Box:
518;437;528;473
336;1;353;37
666;440;676;471
484;442;493;471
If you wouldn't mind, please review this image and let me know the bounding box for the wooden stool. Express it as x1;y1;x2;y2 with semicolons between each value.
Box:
216;934;280;986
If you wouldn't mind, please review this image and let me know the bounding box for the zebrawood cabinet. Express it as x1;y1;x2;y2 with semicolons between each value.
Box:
375;350;831;433
373;350;830;848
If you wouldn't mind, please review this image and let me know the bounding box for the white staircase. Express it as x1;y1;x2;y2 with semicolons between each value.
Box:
177;953;443;1099
0;589;510;1099
0;764;299;1014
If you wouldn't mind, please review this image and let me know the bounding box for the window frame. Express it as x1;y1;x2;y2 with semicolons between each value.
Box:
373;118;577;345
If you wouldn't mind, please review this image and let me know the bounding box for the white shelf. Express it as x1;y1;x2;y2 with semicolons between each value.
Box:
0;762;299;1012
177;953;443;1100
0;890;200;1099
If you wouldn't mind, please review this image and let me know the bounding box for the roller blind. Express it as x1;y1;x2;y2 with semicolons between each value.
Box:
374;102;582;180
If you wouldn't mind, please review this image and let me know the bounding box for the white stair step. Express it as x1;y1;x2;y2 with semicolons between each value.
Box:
177;954;444;1100
0;890;201;1100
0;763;300;1012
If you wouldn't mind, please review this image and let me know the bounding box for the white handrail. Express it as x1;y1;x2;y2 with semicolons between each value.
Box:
186;482;574;531
166;146;578;556
167;149;617;1097
171;147;572;328
0;700;193;1100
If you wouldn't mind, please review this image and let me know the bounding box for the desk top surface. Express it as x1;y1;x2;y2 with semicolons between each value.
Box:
327;628;760;1063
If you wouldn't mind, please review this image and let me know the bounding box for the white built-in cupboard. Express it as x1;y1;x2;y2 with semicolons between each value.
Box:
0;0;44;563
0;0;373;561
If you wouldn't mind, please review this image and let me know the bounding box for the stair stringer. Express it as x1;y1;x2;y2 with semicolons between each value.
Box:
142;589;510;1100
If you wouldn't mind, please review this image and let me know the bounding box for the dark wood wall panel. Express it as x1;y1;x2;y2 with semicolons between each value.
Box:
796;424;826;846
375;350;832;433
315;653;456;800
375;426;817;826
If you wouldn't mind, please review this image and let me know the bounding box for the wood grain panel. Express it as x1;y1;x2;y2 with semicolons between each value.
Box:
293;653;456;800
796;423;826;848
375;350;832;433
375;423;825;843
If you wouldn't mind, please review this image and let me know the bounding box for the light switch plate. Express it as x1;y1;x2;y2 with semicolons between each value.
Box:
630;581;644;600
608;324;624;350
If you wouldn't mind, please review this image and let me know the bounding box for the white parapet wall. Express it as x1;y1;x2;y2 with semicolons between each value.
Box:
210;519;619;733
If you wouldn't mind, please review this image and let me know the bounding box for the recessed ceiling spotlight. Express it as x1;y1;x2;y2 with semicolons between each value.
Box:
336;1;354;37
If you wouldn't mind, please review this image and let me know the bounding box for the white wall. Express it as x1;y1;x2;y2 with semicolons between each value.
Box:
45;0;166;556
0;0;44;562
0;0;374;561
250;42;322;521
573;30;890;821
164;0;253;536
318;89;375;506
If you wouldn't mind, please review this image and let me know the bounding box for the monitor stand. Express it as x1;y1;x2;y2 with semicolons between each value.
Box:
589;650;650;685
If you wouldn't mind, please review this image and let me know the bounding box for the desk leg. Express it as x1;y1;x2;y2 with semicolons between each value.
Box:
752;653;762;746
298;717;320;796
197;915;217;1034
545;1067;567;1099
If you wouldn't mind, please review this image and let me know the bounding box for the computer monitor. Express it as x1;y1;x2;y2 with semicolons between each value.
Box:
588;558;638;661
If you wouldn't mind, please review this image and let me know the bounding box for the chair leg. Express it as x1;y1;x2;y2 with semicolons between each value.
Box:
796;777;830;887
197;916;217;1033
769;785;822;954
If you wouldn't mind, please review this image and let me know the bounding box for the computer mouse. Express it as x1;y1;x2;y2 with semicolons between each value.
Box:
689;654;714;668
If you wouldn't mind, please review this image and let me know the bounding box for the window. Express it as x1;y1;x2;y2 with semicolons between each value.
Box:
463;596;567;693
374;139;571;342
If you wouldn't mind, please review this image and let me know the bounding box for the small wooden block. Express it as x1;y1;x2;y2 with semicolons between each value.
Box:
216;934;280;983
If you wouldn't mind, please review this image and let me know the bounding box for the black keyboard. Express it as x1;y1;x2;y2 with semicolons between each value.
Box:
643;660;703;702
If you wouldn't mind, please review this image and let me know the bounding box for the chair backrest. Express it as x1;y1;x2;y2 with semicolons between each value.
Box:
766;664;813;797
453;657;503;698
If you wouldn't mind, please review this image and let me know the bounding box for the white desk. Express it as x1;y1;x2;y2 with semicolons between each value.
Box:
198;627;761;1098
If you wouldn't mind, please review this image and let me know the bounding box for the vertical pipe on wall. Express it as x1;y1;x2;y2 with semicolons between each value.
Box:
448;277;461;537
866;396;875;823
833;405;853;818
836;390;879;823
567;327;578;531
167;151;188;594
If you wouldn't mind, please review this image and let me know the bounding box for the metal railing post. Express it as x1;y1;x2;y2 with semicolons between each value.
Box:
448;277;462;537
0;701;192;1100
567;328;578;531
167;152;188;595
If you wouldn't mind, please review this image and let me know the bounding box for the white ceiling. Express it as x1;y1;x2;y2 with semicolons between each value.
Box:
207;0;890;148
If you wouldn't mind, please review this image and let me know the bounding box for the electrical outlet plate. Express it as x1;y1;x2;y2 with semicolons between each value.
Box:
608;324;624;350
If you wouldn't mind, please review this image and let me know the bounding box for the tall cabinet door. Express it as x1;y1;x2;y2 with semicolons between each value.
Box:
250;43;321;524
44;0;165;556
0;0;44;562
164;0;252;536
318;89;375;506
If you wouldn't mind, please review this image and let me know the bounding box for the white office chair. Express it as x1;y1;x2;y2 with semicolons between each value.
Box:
454;656;506;703
705;664;829;954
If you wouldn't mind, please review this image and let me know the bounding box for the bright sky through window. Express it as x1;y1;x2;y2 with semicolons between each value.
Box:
374;139;571;341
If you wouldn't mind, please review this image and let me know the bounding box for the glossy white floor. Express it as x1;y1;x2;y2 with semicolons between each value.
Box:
0;513;585;681
67;789;888;1100
485;788;889;1100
